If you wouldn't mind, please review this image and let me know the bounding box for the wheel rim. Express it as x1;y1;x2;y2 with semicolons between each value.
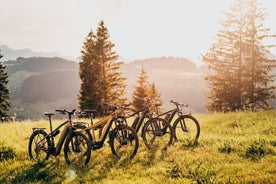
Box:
143;118;172;150
112;127;138;159
65;134;90;165
31;133;48;161
174;117;199;146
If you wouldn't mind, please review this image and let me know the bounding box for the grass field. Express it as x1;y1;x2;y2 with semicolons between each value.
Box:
0;110;275;183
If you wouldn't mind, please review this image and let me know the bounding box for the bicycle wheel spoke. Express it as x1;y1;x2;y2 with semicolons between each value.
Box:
110;125;138;159
142;118;173;150
173;115;200;146
28;130;50;161
64;132;91;165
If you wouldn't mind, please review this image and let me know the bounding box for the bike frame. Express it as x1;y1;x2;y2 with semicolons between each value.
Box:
126;106;150;133
88;115;114;144
52;122;71;156
155;100;190;124
41;111;75;156
32;121;72;156
156;108;178;124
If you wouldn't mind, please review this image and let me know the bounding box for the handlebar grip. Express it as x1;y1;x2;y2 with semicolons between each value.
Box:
55;109;66;114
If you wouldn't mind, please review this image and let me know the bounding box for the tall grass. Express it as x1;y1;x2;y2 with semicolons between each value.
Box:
0;110;275;183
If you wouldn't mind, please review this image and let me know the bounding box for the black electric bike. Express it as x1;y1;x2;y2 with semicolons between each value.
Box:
115;99;173;150
28;109;92;165
155;100;200;145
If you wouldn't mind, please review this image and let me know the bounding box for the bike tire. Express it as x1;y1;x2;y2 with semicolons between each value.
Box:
64;131;91;165
142;117;173;150
110;125;139;159
28;129;50;161
172;115;200;145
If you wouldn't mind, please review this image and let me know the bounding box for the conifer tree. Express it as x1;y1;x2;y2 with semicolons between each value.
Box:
0;51;10;121
241;0;276;110
203;0;275;112
78;30;100;110
95;21;126;106
78;21;126;113
148;82;163;113
132;66;149;110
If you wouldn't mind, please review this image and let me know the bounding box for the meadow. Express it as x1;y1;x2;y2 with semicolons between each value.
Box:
0;110;275;184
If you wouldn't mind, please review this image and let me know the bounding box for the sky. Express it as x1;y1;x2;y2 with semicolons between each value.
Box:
1;0;275;64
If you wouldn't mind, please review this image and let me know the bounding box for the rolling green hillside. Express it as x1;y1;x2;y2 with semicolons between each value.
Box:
0;111;275;183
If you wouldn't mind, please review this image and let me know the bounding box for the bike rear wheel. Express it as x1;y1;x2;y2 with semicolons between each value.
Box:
142;117;173;150
64;131;91;165
28;130;50;161
110;125;139;159
173;115;200;146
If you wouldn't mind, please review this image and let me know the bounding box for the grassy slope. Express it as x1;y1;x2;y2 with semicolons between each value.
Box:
0;110;275;183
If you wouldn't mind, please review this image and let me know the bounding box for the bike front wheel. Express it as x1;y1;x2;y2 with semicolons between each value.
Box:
74;122;93;142
173;115;200;146
64;131;91;165
142;117;173;150
110;125;139;159
28;129;50;161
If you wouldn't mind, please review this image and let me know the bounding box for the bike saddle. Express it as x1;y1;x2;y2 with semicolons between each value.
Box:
44;112;55;117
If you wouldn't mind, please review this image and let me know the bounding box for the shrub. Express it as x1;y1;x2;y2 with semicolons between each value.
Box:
186;162;219;184
167;164;184;178
218;140;236;154
269;140;276;147
229;119;242;128
245;139;275;160
0;145;15;161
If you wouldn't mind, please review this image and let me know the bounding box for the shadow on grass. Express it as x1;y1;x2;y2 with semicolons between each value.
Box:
7;160;63;184
4;144;175;183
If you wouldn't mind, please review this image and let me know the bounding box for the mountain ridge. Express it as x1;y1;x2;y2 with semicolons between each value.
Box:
0;45;74;61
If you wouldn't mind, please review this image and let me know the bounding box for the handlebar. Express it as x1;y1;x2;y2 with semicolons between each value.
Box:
74;109;97;119
170;100;188;108
103;101;131;110
55;109;76;115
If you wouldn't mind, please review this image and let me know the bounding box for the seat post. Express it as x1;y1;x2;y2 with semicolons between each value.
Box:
68;112;73;126
49;115;53;133
90;112;94;125
44;113;54;133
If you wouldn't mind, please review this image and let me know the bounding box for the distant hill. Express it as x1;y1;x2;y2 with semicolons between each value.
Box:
5;57;79;119
4;55;276;120
0;45;72;61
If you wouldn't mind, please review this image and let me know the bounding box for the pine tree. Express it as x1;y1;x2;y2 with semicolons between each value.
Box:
0;51;10;121
95;21;126;106
241;0;276;110
148;82;163;113
78;21;126;113
78;30;101;111
132;66;149;110
203;0;275;112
